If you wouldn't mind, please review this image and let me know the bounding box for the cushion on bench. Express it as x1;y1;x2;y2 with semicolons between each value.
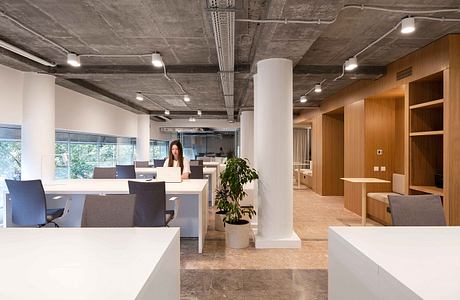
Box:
367;192;401;204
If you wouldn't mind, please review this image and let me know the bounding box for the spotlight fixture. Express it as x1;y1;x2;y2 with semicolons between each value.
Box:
165;109;170;115
228;119;234;123
314;83;322;93
300;95;307;103
183;94;191;102
67;53;81;67
345;57;358;71
151;53;163;67
189;117;196;122
135;92;144;101
401;17;415;34
197;110;202;116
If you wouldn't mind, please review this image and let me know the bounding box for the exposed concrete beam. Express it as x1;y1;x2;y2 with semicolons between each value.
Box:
150;110;229;116
0;46;52;72
294;65;386;76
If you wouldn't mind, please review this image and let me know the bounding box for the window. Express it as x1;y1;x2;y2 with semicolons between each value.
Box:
150;140;169;161
0;126;21;181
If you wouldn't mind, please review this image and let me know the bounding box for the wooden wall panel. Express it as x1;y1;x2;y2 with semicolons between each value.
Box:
322;113;344;196
311;114;323;194
394;96;406;174
344;101;365;215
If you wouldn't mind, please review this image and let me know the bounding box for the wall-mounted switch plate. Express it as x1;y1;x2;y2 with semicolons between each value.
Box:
377;149;383;155
380;166;386;172
373;166;379;172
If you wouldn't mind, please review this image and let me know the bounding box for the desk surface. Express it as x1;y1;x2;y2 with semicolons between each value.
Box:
341;177;390;183
136;167;215;175
43;179;208;194
0;228;179;300
330;227;460;299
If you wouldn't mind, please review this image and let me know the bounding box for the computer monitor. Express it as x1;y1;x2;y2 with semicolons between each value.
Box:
155;167;181;183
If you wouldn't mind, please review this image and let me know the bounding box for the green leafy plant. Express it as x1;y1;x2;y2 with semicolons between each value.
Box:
215;157;259;224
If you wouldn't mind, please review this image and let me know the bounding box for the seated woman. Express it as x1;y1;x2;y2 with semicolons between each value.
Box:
163;140;191;179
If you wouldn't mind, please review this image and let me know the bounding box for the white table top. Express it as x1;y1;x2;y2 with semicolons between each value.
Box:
203;162;221;167
330;227;460;299
43;179;208;195
341;177;390;183
0;228;179;300
136;167;215;175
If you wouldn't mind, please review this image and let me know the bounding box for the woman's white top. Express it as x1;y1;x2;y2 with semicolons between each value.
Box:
163;158;191;174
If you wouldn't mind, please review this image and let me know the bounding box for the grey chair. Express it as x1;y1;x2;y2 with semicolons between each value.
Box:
5;179;71;227
116;165;136;179
128;181;178;227
93;167;116;179
134;161;150;168
190;160;204;166
388;194;446;226
190;165;204;179
153;159;166;168
81;194;136;227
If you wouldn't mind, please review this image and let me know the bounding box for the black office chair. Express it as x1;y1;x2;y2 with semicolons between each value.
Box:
81;194;136;227
115;165;136;179
153;159;166;168
128;181;178;227
5;179;71;227
134;161;149;168
190;160;204;166
388;194;446;226
190;165;204;179
93;167;116;179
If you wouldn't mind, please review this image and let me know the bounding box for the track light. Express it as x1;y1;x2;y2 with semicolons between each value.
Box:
151;53;163;67
183;94;191;102
67;53;81;67
135;92;144;101
314;83;322;93
165;109;170;115
300;95;307;103
197;110;202;116
189;117;196;122
401;17;415;34
345;57;358;71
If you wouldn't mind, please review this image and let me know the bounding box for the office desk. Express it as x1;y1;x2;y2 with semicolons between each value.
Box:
340;178;390;225
0;228;180;300
4;179;208;253
293;162;309;189
329;227;460;300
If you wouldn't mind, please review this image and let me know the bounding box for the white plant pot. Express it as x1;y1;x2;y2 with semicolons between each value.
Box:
225;221;250;249
215;212;226;231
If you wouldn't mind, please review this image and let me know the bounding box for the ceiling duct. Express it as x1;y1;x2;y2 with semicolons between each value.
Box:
208;0;235;121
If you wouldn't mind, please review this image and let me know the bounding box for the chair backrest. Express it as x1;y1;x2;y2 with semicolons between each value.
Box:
128;181;166;227
81;194;136;227
190;165;204;179
93;167;116;179
190;160;203;166
388;194;446;226
116;165;136;179
153;159;166;168
392;173;405;194
5;179;47;226
134;161;149;168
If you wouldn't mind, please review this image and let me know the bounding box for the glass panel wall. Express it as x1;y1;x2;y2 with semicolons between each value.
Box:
150;140;169;161
178;131;236;160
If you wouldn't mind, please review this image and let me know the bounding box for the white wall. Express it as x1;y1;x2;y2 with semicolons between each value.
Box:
0;65;23;125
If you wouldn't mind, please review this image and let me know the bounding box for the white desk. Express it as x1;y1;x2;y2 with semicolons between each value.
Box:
4;179;208;253
329;227;460;300
0;228;180;300
293;162;309;189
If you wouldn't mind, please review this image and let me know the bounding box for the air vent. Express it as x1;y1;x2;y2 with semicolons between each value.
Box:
396;67;412;81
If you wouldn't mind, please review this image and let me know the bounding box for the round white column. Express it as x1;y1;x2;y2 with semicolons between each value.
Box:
240;111;254;166
136;115;151;161
254;58;300;248
21;73;56;181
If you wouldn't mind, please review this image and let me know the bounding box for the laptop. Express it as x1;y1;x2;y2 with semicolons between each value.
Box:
156;167;182;183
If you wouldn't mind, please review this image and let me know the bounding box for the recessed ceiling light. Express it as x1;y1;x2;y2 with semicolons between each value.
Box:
300;95;307;103
67;53;81;67
151;53;163;67
189;117;196;122
183;94;191;102
345;57;358;71
165;109;170;115
401;17;415;34
197;110;202;116
136;92;144;101
314;83;322;93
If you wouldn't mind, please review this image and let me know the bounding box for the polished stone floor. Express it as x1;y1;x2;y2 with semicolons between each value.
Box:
180;187;379;299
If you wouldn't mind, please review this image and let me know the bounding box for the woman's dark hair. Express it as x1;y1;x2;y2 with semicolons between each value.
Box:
168;140;184;173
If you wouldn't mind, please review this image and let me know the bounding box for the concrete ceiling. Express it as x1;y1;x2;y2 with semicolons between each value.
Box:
1;0;460;121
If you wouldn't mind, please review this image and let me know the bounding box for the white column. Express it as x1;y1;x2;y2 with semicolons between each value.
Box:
136;114;151;161
254;58;300;248
21;73;55;181
240;111;254;166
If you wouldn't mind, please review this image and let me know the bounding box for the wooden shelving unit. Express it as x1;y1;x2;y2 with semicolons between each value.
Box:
409;71;444;197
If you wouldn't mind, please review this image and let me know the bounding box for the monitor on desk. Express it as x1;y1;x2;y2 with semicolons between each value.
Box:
156;167;181;183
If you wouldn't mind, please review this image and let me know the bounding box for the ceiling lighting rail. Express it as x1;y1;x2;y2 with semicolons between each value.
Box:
0;39;56;67
298;79;326;103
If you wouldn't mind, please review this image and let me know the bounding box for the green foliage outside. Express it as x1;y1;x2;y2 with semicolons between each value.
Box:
0;141;21;180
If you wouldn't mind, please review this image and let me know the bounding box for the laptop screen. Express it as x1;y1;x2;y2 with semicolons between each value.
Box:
156;167;181;183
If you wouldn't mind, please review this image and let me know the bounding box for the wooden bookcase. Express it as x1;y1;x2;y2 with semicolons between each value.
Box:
409;71;444;196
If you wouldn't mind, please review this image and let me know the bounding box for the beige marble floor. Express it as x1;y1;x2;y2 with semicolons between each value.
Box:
180;187;380;299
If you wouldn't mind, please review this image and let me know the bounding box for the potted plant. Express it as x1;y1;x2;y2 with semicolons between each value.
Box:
214;186;230;231
215;157;258;248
